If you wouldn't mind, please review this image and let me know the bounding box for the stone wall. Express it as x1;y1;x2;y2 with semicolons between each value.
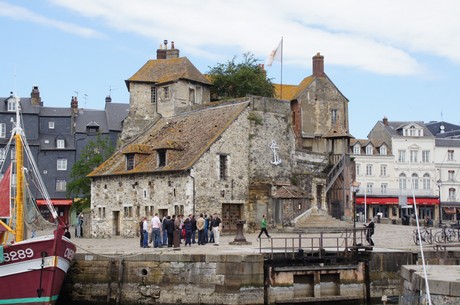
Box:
62;253;264;305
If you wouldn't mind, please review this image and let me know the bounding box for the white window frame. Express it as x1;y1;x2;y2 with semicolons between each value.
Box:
366;164;373;176
49;121;55;129
398;150;406;162
353;145;361;155
56;179;67;192
57;158;67;171
399;173;407;190
365;145;373;155
7;100;16;112
411;173;419;189
380;164;387;177
410;150;418;163
448;170;455;182
380;145;387;155
380;183;388;194
366;183;373;194
0;123;6;138
422;150;430;163
423;173;430;190
449;188;456;201
57;139;65;149
448;150;454;161
356;163;361;176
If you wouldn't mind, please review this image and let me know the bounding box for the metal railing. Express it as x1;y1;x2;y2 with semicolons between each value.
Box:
258;228;370;259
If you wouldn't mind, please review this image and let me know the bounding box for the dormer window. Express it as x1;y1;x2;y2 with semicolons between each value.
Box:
56;139;65;149
353;144;361;155
365;145;373;155
126;154;134;170
7;99;16;112
380;145;387;155
404;124;423;137
87;126;99;133
157;149;166;167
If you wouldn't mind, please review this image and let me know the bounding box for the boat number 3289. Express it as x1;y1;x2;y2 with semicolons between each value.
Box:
2;248;34;263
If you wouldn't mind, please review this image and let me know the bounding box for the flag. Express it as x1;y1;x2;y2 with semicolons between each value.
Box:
265;39;282;67
0;165;11;218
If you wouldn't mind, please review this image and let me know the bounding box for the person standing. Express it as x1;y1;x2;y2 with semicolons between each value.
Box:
211;213;222;246
257;214;271;240
142;217;149;248
165;216;174;247
204;214;209;244
365;218;375;246
139;217;144;247
151;213;162;248
196;213;205;245
184;217;192;246
191;215;197;244
208;215;215;244
162;215;168;246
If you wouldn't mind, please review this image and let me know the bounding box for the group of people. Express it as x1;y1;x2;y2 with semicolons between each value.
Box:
139;212;223;248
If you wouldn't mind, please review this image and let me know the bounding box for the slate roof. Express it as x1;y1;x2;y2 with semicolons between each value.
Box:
74;109;109;133
378;120;434;137
425;121;460;138
105;102;129;131
88;101;249;177
40;107;71;117
0;96;40;114
127;57;212;86
435;138;460;147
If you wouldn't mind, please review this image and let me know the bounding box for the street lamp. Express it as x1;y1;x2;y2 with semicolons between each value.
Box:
437;179;442;227
351;181;360;246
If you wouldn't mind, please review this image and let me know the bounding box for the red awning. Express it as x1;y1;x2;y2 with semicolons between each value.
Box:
36;199;73;206
356;197;438;205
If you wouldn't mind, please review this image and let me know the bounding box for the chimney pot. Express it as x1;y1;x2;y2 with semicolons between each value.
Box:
171;41;175;49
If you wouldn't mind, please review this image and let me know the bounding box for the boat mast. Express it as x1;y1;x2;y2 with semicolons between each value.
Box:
12;95;25;242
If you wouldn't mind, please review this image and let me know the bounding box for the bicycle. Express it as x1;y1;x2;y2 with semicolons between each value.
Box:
434;225;456;243
412;227;433;245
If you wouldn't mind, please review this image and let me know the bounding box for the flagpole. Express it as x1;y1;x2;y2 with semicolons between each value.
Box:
280;36;283;99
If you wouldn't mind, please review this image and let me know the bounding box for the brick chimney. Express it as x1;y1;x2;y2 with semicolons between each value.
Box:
156;40;180;60
312;52;325;77
382;116;389;126
71;96;78;114
30;86;42;106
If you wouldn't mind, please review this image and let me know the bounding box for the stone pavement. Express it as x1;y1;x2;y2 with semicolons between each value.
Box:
70;222;441;256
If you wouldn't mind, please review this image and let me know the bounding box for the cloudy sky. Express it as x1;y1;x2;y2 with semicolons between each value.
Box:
1;0;459;138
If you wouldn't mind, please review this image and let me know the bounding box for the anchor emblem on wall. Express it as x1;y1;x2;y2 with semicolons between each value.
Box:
270;140;282;165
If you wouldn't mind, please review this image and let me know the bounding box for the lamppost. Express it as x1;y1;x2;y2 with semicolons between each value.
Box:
437;179;442;227
351;181;360;246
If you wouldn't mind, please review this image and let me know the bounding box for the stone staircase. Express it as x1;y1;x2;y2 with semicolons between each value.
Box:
290;206;352;233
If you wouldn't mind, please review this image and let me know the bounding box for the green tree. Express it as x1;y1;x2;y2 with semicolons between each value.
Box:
207;52;275;100
67;135;115;211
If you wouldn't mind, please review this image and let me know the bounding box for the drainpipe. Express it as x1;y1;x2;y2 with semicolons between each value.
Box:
190;169;196;215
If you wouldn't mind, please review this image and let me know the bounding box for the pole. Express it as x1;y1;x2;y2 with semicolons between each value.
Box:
438;181;442;227
280;36;283;99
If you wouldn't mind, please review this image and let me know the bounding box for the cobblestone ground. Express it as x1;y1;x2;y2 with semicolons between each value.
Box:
68;222;450;256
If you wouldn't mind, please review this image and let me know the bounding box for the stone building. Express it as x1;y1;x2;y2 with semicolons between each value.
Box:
88;46;354;237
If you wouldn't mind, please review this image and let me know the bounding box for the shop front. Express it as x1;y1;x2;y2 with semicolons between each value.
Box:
356;196;438;224
37;199;73;224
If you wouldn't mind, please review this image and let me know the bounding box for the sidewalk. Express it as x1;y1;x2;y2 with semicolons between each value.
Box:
71;223;430;256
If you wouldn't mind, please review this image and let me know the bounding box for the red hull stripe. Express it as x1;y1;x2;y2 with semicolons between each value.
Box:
0;294;58;304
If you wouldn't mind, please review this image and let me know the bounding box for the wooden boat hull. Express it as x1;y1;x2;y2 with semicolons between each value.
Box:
0;228;76;305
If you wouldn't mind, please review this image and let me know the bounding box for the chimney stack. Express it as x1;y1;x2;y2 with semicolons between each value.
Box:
71;96;78;110
382;116;389;126
105;95;112;103
312;52;325;77
30;86;42;106
156;40;180;59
